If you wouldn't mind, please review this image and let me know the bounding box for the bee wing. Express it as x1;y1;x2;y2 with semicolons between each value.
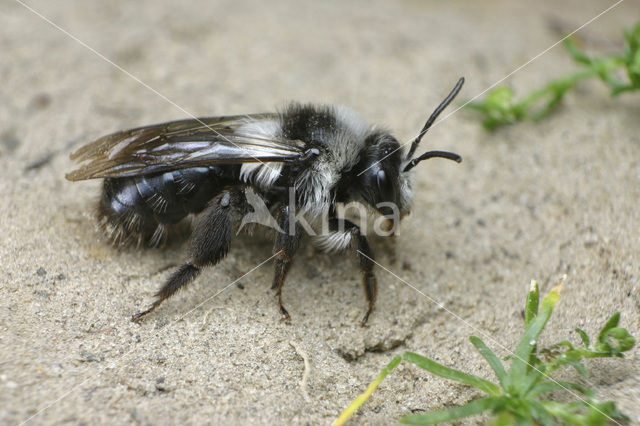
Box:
66;114;306;180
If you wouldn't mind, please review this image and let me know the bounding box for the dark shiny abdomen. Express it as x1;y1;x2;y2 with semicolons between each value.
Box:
98;166;237;246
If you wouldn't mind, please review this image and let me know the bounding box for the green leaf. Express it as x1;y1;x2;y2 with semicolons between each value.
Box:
564;38;591;64
524;280;539;328
540;401;585;424
467;87;525;130
623;24;640;87
469;336;510;391
510;407;535;426
541;398;630;425
484;87;515;111
595;312;636;356
564;358;588;377
517;368;544;397
597;312;620;342
399;396;501;424
549;340;574;351
490;412;515;426
526;400;556;426
589;400;630;423
575;328;590;347
595;327;635;356
528;380;593;398
510;285;561;387
605;327;636;354
402;352;501;396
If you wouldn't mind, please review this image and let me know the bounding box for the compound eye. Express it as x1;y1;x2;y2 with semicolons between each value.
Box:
376;169;396;202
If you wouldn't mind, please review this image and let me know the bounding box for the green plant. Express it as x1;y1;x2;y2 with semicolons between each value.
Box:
467;23;640;130
334;281;635;425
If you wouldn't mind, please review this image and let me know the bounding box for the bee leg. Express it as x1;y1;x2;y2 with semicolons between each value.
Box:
327;218;377;326
271;205;300;321
132;189;247;322
131;264;201;321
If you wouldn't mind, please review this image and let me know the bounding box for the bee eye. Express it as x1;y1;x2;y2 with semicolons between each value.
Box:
376;169;395;201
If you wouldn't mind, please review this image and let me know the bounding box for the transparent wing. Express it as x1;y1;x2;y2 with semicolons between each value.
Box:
66;114;307;180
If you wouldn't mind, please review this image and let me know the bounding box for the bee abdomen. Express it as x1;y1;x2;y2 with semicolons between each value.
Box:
98;166;232;247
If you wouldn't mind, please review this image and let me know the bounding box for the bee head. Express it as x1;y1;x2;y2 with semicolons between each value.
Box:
357;133;405;219
356;77;465;225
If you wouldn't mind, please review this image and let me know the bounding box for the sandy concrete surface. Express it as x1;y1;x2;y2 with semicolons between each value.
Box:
1;0;639;424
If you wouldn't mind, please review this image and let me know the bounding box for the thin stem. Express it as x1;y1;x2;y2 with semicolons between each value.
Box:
332;356;402;426
465;23;639;130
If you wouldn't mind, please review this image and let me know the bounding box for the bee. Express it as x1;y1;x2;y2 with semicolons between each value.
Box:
66;77;464;325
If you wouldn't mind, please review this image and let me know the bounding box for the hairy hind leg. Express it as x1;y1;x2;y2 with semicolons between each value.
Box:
132;188;248;322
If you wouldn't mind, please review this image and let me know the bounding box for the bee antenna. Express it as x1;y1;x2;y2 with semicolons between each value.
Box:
403;150;461;172
405;77;465;161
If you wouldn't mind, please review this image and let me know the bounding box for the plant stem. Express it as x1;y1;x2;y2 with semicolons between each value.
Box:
332;355;402;426
519;57;624;121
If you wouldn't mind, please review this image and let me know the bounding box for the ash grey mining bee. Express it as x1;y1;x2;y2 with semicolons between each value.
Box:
66;77;464;325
